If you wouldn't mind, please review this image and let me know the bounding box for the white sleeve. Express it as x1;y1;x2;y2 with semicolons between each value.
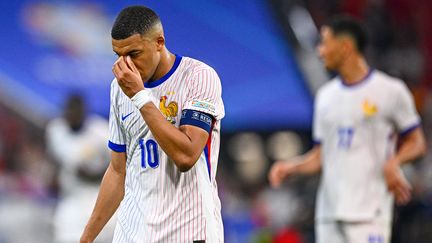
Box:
312;90;324;144
182;67;225;120
391;82;421;134
108;82;126;152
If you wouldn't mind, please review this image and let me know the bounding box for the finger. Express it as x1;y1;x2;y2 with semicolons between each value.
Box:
123;56;133;71
112;63;122;79
270;176;282;188
268;168;278;187
118;57;130;72
114;57;123;71
126;56;139;73
395;190;411;205
396;188;410;203
394;184;412;205
269;167;282;188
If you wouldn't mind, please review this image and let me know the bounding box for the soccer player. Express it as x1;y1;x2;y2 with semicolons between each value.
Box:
268;16;426;243
80;5;224;243
47;94;115;243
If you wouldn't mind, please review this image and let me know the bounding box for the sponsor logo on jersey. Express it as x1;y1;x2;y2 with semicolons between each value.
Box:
159;95;178;124
121;111;134;121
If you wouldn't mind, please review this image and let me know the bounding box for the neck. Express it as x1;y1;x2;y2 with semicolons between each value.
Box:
153;49;176;81
338;54;369;85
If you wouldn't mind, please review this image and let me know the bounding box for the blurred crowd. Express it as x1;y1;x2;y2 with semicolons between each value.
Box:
1;0;432;243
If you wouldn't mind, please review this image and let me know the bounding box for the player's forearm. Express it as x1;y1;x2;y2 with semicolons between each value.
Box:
139;103;202;171
81;164;125;241
392;128;426;166
294;146;322;175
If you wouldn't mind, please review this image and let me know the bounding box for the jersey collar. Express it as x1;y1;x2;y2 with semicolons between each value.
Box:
339;69;374;88
144;54;182;88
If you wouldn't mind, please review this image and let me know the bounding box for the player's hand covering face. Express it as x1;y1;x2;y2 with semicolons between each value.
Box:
113;56;145;98
112;32;164;85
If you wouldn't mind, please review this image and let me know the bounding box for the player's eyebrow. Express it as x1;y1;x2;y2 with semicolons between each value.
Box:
127;50;141;56
113;50;140;57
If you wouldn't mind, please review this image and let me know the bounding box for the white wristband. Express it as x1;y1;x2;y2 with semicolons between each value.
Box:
131;89;153;109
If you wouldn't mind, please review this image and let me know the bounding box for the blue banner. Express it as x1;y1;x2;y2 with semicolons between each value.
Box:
0;0;312;131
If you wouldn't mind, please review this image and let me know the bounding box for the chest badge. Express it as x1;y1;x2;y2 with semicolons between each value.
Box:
362;100;378;117
159;96;178;124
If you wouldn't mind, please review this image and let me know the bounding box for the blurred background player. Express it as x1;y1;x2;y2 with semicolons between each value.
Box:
80;5;225;243
46;94;115;243
268;15;426;243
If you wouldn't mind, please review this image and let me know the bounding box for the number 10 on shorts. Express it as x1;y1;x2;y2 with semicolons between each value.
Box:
139;138;160;168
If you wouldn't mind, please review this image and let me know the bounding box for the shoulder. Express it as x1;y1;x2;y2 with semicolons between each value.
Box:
46;118;67;130
180;56;219;77
372;70;409;93
45;117;68;137
316;77;339;98
85;115;109;135
87;114;109;126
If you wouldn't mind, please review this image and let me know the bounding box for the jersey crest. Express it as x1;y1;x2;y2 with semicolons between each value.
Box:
159;95;178;124
362;100;378;117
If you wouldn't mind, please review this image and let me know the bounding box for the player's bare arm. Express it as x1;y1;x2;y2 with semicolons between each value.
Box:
113;56;209;172
268;145;322;188
80;151;126;243
383;127;426;205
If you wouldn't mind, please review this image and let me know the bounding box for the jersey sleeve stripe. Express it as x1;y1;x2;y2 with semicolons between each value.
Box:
108;140;127;152
203;146;211;182
399;122;421;137
203;121;215;182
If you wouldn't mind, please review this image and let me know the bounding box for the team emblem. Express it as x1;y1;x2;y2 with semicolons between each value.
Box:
362;100;378;117
159;96;178;124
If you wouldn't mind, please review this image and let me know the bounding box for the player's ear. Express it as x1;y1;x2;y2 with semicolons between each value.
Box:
340;38;351;55
345;37;356;53
156;36;165;51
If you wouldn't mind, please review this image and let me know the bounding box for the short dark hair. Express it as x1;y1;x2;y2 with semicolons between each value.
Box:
324;15;368;54
111;5;161;40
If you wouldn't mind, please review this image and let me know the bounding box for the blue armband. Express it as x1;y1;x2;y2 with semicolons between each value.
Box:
179;109;214;133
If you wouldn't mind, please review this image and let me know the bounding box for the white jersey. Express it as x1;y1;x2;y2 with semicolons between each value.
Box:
108;55;225;243
313;70;420;222
46;115;115;242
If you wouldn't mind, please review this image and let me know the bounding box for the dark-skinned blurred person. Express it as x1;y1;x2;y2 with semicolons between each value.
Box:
45;94;115;243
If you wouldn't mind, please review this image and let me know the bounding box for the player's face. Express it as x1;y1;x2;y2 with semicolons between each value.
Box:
317;27;346;71
112;34;161;82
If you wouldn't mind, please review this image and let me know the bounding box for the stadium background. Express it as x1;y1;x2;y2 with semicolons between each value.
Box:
0;0;431;242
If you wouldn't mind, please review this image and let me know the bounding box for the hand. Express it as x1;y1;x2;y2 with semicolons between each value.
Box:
112;56;144;98
268;161;297;188
383;159;412;205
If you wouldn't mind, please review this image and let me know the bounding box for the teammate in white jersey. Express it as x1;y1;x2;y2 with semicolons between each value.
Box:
47;94;115;243
268;16;426;243
80;5;224;243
